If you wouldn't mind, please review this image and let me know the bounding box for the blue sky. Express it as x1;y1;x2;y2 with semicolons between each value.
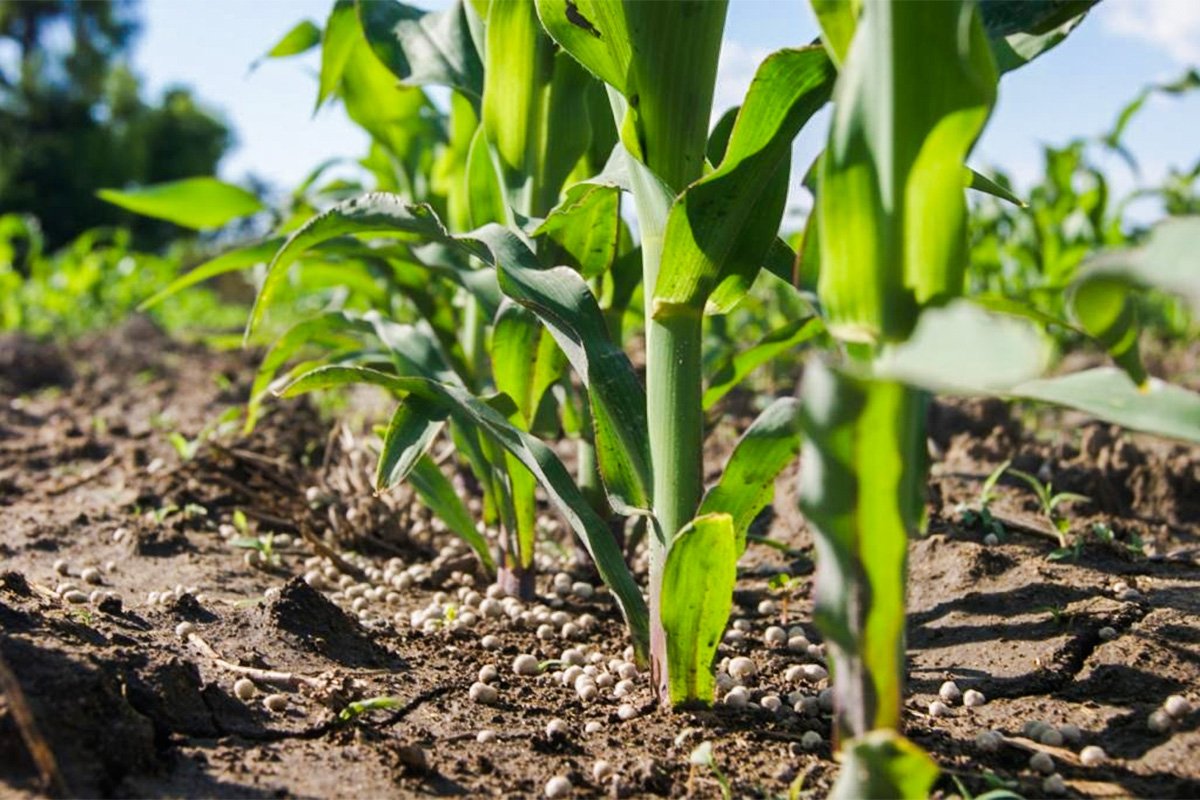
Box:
132;0;1199;214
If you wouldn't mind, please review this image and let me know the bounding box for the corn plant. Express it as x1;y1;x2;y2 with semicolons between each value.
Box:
797;1;1200;795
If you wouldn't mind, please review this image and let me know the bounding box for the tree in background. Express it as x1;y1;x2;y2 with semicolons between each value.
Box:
0;0;233;250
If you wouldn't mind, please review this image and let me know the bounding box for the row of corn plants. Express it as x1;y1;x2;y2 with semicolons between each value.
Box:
101;0;1200;793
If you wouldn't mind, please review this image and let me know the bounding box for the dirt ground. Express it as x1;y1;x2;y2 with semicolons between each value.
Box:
1;319;1198;799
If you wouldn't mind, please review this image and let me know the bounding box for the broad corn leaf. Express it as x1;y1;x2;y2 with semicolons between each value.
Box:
409;455;496;572
1010;368;1200;444
359;0;484;100
660;513;737;706
698;398;803;554
376;397;448;490
654;47;834;314
138;238;283;311
536;0;726;191
98;178;263;230
534;182;621;279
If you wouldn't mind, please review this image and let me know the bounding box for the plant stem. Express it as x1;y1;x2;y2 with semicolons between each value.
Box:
627;157;705;700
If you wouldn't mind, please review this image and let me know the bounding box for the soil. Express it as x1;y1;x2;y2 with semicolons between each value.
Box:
1;320;1198;799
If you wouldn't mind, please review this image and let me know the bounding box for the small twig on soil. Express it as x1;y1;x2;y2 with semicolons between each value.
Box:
184;632;325;690
977;511;1062;544
999;734;1081;766
46;453;118;496
298;523;367;581
0;649;69;797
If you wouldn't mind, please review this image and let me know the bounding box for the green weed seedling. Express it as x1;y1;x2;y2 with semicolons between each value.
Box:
959;459;1012;541
688;741;732;800
232;532;279;568
1051;521;1144;562
338;696;403;722
1006;467;1089;548
768;572;802;624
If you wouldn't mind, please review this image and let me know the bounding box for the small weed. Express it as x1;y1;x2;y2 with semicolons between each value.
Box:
768;572;801;623
338;696;403;721
232;532;279;566
1006;467;1089;547
688;741;732;800
959;460;1011;540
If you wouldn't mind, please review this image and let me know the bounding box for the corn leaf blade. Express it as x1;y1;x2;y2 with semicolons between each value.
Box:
702;317;824;410
408;455;496;572
138;238;283;311
251;194;651;514
654;47;834;312
97;178;263;230
376;397;448;490
817;0;996;343
1010;368;1200;444
264;19;321;59
359;0;484;99
660;513;737;706
534;182;621;279
698;398;802;555
317;0;358;110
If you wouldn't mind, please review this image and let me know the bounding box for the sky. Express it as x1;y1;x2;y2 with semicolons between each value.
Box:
132;0;1200;216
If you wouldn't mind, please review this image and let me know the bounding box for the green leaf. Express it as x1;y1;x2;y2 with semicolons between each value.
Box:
830;731;940;800
654;47;834;314
97;178;263;230
317;0;358;110
799;361;927;737
338;20;439;165
359;0;484;100
252;194;651;515
280;364;649;655
811;0;861;66
872;300;1052;395
1075;216;1200;316
534;182;621;279
1010;368;1200;444
816;0;996;344
256;19;320;67
698;399;802;555
495;259;651;514
967;167;1025;207
491;302;563;572
409;455;496;572
980;0;1097;74
138;238;283;311
660;513;737;706
1103;69;1200;168
1069;276;1146;386
1068;216;1200;384
703;317;824;410
481;2;593;215
466;126;506;227
376;397;448;490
